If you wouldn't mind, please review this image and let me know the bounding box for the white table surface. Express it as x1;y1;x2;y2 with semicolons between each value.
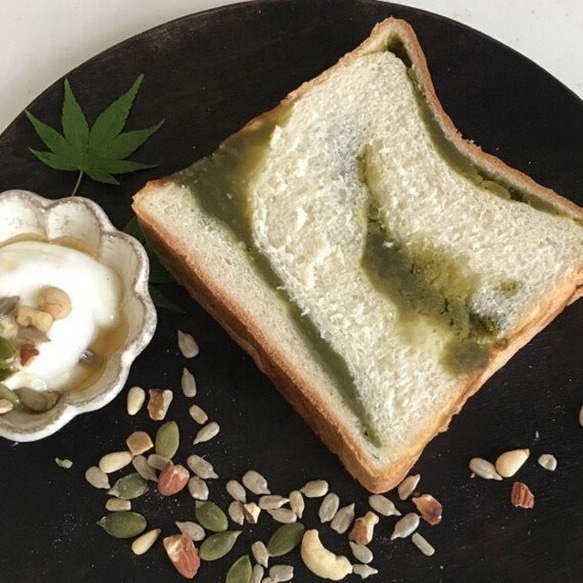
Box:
0;0;581;135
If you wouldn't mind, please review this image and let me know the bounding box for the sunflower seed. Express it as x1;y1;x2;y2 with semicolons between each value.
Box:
126;431;154;456
229;501;245;525
85;466;110;490
330;503;355;534
155;421;180;459
318;493;340;523
147;453;171;471
300;479;328;498
243;502;261;524
411;532;435;556
178;330;199;358
126;386;145;416
469;457;503;480
195;500;228;532
390;512;420;540
55;458;73;469
176;521;206;542
398;474;420;500
267;523;305;557
97;512;146;539
242;470;270;495
109;473;148;499
189;403;208;425
181;367;197;397
187;454;218;480
132;455;158;482
226;479;247;503
579;404;583;427
200;530;242;561
193;421;220;444
0;399;13;414
259;495;290;511
538;453;558;471
105;498;131;512
131;528;161;556
350;542;373;564
188;476;209;501
16;387;59;412
288;490;304;519
226;555;252;583
269;564;294;581
147;388;173;421
251;564;265;583
251;540;270;567
368;494;401;517
267;508;297;524
353;564;378;579
99;451;133;474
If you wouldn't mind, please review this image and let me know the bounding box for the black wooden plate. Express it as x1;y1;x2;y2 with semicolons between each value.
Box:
1;1;582;581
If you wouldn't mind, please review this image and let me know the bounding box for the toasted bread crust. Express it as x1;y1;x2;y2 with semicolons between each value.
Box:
133;19;583;492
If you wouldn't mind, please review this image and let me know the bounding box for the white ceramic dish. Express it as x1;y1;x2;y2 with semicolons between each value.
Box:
0;190;157;441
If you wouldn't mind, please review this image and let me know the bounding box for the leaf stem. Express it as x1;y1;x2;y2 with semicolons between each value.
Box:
70;170;84;197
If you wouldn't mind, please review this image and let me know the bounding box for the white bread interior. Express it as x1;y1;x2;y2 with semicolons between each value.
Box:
133;18;583;492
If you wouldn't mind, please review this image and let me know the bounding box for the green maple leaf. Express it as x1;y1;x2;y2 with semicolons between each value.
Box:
26;74;164;195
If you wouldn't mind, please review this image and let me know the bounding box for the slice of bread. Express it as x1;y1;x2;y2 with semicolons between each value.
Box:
133;18;583;493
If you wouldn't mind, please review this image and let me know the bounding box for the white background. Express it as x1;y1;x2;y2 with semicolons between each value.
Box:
0;0;582;134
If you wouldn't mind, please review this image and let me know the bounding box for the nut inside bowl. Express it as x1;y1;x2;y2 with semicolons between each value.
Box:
0;190;157;441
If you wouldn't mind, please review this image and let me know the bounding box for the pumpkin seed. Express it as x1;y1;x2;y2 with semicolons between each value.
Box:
267;508;297;524
368;494;401;517
226;554;252;583
300;480;328;498
186;454;218;480
390;512;420;540
155;421;180;459
242;470;270;495
99;451;133;474
189;403;208;424
193;421;220;444
411;532;435;556
147;453;171;471
176;521;206;542
226;479;247;503
178;330;200;358
251;564;265;583
330;503;355;534
16;387;59;412
269;564;294;582
266;523;305;557
0;296;19;317
97;511;146;539
188;476;209;501
105;498;131;512
85;466;111;490
251;540;269;567
199;530;242;561
318;493;339;523
349;542;373;564
131;528;161;556
0;336;15;360
181;367;197;397
259;495;290;511
288;491;304;519
195;501;228;532
132;455;158;482
109;473;148;499
353;564;378;579
0;383;20;406
229;501;245;525
126;386;145;416
397;474;420;500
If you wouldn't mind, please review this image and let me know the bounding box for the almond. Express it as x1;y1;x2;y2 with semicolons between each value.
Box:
158;462;189;496
511;482;535;509
412;494;442;525
163;533;200;578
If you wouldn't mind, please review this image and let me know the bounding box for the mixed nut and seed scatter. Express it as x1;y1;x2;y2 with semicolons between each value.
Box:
82;329;443;581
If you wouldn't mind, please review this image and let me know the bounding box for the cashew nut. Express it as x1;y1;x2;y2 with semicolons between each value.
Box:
300;529;352;581
348;511;379;545
37;286;72;320
15;305;53;333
